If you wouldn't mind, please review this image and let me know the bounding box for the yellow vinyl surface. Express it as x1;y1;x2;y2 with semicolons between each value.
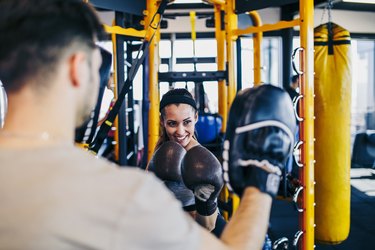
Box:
314;23;351;244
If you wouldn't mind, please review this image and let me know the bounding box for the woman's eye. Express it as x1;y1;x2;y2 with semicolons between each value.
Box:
167;121;176;127
183;120;191;126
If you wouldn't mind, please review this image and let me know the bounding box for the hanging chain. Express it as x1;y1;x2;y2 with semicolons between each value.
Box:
320;5;326;24
320;0;333;24
328;0;333;23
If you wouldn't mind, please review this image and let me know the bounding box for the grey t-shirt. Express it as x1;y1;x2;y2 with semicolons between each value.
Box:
0;144;202;250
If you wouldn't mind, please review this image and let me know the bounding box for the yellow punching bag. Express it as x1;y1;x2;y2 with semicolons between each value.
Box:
314;23;351;244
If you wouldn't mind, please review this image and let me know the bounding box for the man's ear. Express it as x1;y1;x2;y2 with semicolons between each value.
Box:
69;52;87;88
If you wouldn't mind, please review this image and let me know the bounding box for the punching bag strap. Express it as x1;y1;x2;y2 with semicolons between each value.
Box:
327;0;334;55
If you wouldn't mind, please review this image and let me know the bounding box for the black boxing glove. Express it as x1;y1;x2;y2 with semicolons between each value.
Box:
148;141;186;182
181;145;224;216
223;84;297;198
148;141;195;208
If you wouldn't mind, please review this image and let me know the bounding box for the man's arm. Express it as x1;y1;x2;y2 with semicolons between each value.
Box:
199;85;296;249
199;187;272;250
115;170;271;250
221;188;272;249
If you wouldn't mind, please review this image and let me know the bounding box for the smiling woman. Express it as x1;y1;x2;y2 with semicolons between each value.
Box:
157;88;199;150
148;88;226;237
148;89;200;216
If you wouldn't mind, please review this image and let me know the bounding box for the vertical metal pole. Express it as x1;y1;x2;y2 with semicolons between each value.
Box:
215;3;230;221
236;38;242;91
224;0;240;216
281;6;294;89
145;0;160;161
126;41;136;166
110;21;120;162
190;11;197;72
267;40;272;83
225;0;237;107
115;12;128;166
142;46;149;169
214;4;227;132
169;33;176;89
299;0;315;249
249;11;263;86
170;33;176;72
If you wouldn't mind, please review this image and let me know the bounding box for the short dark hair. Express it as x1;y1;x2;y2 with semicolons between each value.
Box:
0;0;105;93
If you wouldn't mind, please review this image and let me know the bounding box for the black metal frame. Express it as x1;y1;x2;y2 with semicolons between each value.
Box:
115;12;137;166
158;71;227;83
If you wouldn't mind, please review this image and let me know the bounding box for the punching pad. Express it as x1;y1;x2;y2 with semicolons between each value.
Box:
314;22;351;244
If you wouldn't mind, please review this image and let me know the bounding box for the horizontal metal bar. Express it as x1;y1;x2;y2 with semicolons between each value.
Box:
160;57;216;65
177;57;216;64
103;24;146;38
204;0;225;5
158;70;227;82
234;19;300;36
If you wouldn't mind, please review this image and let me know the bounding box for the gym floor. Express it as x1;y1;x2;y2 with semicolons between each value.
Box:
269;167;375;250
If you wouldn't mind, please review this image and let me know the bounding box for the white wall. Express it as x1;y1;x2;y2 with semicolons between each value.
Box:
98;11;115;26
314;9;375;34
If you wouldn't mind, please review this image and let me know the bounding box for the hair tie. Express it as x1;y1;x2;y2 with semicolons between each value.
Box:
160;93;197;112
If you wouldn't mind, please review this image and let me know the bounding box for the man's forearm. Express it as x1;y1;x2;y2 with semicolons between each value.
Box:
220;187;272;250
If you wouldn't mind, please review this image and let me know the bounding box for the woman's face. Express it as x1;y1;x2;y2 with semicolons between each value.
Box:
161;103;198;148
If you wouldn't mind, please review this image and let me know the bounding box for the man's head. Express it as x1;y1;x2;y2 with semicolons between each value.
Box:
0;0;105;127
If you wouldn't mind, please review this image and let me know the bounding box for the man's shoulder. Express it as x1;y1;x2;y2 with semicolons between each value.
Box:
0;144;160;193
48;146;175;211
67;147;163;190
